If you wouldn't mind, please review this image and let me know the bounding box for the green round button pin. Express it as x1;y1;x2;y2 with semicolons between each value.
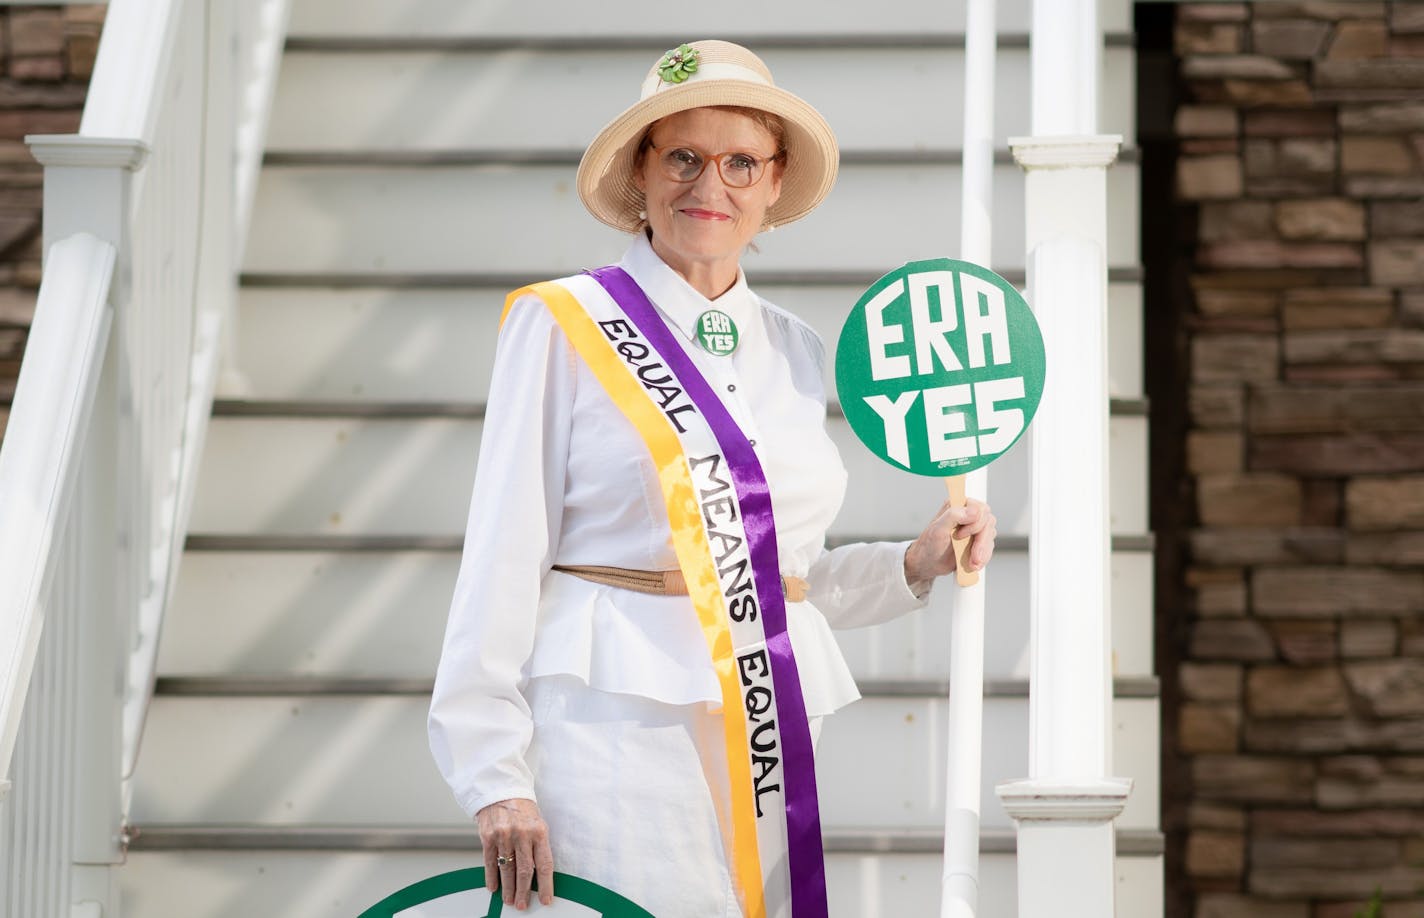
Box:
694;309;739;356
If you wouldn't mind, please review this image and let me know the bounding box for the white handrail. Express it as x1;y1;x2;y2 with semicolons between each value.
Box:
941;1;995;915
0;233;116;791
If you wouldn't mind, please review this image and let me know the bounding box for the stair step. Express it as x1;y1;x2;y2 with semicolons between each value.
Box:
186;414;1150;538
128;695;1159;832
164;544;1154;681
210;397;1151;420
265;45;1135;155
147;675;1162;699
285;0;1135;39
118;847;1163;918
126;824;1164;855
262;149;1143;167
241;162;1141;277
227;280;1142;402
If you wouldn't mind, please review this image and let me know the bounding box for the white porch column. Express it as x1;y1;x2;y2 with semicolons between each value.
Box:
995;0;1131;915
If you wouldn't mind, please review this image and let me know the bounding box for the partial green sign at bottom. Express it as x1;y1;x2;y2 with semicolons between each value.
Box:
358;868;656;917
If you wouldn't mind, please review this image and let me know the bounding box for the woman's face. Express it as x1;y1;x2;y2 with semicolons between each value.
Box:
635;107;784;279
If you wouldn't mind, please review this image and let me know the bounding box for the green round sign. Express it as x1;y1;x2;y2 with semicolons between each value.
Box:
834;258;1046;477
357;868;656;917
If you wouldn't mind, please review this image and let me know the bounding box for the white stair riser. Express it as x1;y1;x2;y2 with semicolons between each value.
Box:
267;47;1135;154
232;282;1142;402
161;549;1154;680
129;695;1158;831
242;162;1141;275
286;0;1135;38
120;849;1160;918
187;415;1149;537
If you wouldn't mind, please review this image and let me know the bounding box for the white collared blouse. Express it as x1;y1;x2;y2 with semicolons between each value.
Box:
428;234;933;818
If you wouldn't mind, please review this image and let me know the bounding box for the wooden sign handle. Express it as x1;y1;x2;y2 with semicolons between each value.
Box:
946;475;979;587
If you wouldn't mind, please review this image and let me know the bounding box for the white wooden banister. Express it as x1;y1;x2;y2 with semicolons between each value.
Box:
0;1;290;913
0;232;117;796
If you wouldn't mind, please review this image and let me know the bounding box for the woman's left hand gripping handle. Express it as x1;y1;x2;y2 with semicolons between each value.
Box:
477;797;555;910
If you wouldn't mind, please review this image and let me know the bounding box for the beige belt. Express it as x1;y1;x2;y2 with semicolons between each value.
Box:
553;564;809;603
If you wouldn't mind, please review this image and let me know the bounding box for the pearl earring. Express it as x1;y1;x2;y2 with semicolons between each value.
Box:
638;209;648;221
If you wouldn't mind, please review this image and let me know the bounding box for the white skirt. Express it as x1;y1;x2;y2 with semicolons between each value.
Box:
525;674;822;918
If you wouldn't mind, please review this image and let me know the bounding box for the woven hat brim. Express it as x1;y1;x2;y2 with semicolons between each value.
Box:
577;80;839;234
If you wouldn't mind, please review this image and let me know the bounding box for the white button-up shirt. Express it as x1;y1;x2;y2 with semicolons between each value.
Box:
429;234;934;818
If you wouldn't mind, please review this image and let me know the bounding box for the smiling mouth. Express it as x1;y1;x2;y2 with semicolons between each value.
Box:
680;208;731;221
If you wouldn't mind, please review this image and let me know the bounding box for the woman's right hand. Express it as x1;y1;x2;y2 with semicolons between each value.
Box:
477;797;554;909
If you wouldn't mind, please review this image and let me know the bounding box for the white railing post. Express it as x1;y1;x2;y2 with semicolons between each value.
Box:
995;0;1131;915
942;0;995;915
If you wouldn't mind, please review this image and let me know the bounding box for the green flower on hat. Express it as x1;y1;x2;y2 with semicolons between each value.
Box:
658;44;700;84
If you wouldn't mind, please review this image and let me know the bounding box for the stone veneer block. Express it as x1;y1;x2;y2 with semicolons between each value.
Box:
1176;104;1242;137
1186;830;1246;877
1252;565;1424;615
1248;665;1349;716
1190;384;1247;427
1341;134;1418;173
1195;894;1309;918
1191;619;1279;661
1189;527;1345;566
1348;475;1424;529
1285;328;1424;362
1316;57;1424;89
1328;20;1391;59
1180;3;1249;23
1181;663;1246;702
1346;659;1424;715
1393;2;1424;33
1274;198;1367;240
1193;334;1280;381
1372;199;1424;235
1372;241;1424;285
1180;703;1244;753
1179;154;1246;198
1252;19;1332;57
1198;473;1303;526
1187;430;1244;473
1192;755;1316;803
1347;532;1424;565
1177;21;1245;55
1184;53;1299;79
1341;620;1400;658
1340;101;1424;130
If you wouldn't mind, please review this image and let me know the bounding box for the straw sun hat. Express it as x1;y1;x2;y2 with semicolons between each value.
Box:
576;40;840;234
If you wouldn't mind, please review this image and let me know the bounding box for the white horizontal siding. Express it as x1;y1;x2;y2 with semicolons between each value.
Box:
119;849;1160;918
286;0;1134;40
159;546;1154;682
242;162;1141;276
129;695;1159;831
232;280;1142;403
186;415;1148;538
266;47;1136;154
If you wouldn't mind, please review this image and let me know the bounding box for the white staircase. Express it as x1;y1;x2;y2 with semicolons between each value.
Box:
120;1;1162;915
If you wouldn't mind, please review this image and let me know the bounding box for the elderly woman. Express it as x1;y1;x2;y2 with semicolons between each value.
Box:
428;40;996;917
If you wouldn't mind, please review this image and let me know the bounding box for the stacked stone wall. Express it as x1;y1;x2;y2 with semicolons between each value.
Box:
0;4;102;444
1172;3;1424;916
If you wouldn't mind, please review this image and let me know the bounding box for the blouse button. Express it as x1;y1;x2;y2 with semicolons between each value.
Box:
727;384;737;392
749;439;758;447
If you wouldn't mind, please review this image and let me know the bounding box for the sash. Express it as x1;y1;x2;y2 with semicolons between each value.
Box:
501;268;828;918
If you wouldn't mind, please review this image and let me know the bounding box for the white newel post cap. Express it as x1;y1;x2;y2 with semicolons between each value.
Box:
996;778;1133;824
25;135;150;170
1008;135;1123;171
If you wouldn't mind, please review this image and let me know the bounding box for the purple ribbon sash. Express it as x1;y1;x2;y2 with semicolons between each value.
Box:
588;266;828;917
